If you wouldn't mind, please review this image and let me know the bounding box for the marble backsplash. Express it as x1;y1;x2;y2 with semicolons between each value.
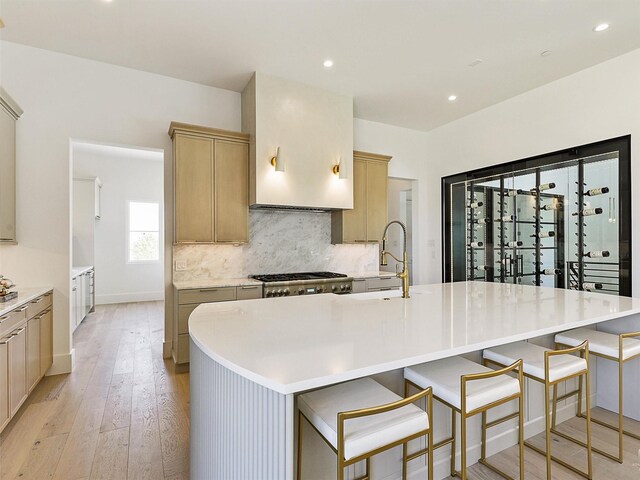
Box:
173;209;379;281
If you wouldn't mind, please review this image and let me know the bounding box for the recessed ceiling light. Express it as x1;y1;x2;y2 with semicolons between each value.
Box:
593;23;609;32
323;59;334;68
448;95;457;102
540;50;552;57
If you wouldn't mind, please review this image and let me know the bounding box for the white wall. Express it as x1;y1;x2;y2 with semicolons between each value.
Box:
421;47;640;293
0;41;240;374
74;146;164;304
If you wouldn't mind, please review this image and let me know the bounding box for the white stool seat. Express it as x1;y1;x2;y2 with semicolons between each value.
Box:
404;356;520;413
483;342;587;382
555;327;640;361
298;378;428;462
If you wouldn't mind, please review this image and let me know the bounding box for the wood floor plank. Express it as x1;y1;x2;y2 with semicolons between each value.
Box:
157;391;190;478
89;427;130;480
0;402;55;480
13;433;68;480
127;383;164;480
100;373;133;433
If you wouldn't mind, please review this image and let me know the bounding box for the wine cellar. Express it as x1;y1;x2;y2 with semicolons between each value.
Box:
443;136;631;296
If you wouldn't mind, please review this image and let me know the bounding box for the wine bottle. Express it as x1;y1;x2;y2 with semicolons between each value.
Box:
535;183;556;192
468;241;484;248
505;241;523;247
531;231;555;238
468;201;484;208
540;268;561;275
471;265;489;271
473;217;490;224
582;282;603;290
497;214;514;222
584;187;609;196
584;250;610;258
572;207;603;216
540;203;558;211
504;189;523;197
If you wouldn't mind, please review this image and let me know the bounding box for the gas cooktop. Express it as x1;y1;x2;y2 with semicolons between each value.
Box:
250;272;348;283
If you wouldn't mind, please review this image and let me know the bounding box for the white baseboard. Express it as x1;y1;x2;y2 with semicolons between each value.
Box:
96;291;164;305
163;340;173;359
47;349;75;375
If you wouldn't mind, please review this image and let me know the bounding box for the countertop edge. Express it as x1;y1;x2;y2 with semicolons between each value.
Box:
0;287;54;317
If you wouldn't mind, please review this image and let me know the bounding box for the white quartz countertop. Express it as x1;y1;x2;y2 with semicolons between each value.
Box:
173;278;263;290
189;282;640;395
0;287;53;317
72;265;93;278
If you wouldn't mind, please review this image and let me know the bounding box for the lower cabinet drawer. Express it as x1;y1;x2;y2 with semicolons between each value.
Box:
365;276;402;291
176;334;190;364
0;307;27;339
26;292;52;320
352;279;366;293
236;285;262;300
178;287;236;305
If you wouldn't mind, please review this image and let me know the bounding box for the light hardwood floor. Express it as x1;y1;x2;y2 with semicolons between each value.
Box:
2;302;640;479
0;301;189;480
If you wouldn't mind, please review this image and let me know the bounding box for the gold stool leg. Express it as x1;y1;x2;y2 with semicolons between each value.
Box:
618;356;624;463
402;442;408;480
585;369;593;479
450;408;457;477
428;391;434;480
544;380;552;480
552;383;558;428
518;371;525;480
480;410;487;462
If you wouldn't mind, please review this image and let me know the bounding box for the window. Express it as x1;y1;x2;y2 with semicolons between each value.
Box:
128;201;160;262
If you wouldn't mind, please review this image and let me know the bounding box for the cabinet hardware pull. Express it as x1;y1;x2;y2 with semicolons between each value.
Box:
72;288;77;291
241;286;259;289
31;298;43;304
379;277;393;280
379;287;392;291
17;306;28;312
353;279;365;282
199;288;218;292
0;316;8;321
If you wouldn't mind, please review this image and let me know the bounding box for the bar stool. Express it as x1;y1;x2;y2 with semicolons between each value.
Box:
555;327;640;463
297;377;433;480
404;356;524;480
483;341;592;480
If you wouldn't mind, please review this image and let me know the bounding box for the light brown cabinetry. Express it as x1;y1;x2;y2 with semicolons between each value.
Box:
27;315;40;392
0;291;53;433
351;276;402;294
169;122;250;244
8;326;27;417
172;284;262;368
332;151;391;244
0;88;23;244
0;341;9;431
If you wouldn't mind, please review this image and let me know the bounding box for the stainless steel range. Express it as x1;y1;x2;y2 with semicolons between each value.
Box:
250;272;353;297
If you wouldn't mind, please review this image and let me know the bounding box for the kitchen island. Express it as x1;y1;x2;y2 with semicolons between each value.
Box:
189;282;640;480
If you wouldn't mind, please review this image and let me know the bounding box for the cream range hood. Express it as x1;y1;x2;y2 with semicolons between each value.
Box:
241;73;354;211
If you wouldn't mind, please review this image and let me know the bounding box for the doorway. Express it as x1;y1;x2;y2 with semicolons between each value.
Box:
70;140;165;336
383;177;417;285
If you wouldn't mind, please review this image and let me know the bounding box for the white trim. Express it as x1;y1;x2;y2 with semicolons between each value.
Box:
48;349;75;375
163;340;173;359
96;291;164;305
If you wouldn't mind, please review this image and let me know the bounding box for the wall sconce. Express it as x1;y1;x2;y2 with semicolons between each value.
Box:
270;147;285;172
332;157;347;179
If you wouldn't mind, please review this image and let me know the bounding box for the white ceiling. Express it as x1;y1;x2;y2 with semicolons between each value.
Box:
2;0;640;132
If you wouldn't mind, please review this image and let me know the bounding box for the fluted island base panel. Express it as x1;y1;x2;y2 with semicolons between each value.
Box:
190;339;294;480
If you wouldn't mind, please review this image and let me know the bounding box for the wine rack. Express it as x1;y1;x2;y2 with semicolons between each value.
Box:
443;135;631;297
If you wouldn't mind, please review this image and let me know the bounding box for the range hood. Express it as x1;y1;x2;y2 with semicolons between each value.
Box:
241;73;354;211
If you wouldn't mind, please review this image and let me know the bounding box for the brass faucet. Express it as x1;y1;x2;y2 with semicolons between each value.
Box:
380;220;410;299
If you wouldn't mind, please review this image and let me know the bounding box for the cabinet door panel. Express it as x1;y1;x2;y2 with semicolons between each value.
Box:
175;135;214;242
27;317;40;392
8;327;27;417
366;160;388;242
40;310;53;376
341;159;367;242
0;341;9;431
0;107;16;242
214;140;249;242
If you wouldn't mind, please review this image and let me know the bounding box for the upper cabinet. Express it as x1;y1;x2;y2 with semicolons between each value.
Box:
332;151;391;244
0;88;23;244
169;122;250;244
